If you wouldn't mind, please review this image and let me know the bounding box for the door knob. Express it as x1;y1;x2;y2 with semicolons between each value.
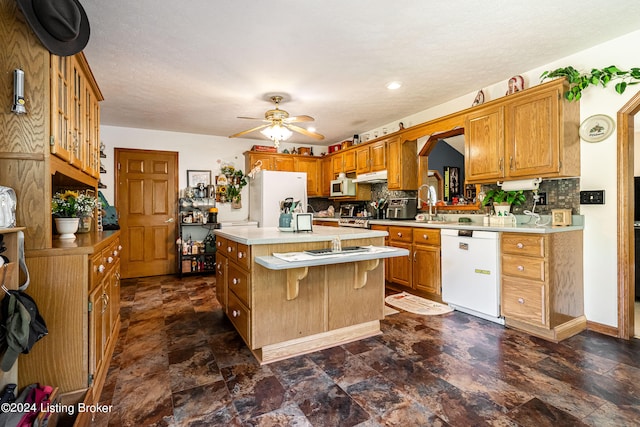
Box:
165;218;174;223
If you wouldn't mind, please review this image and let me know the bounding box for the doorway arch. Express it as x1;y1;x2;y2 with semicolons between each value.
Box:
617;90;640;339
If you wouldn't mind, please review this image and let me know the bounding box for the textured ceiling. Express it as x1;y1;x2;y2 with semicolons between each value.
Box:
81;1;640;146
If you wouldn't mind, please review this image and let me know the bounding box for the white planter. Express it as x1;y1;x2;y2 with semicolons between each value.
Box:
494;203;511;217
55;217;79;239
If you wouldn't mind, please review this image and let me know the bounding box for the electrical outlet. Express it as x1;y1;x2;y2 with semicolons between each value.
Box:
580;190;605;205
537;192;547;205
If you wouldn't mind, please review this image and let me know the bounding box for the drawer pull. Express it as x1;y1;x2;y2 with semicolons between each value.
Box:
518;297;525;304
516;243;524;249
107;256;114;264
397;232;403;237
232;310;240;318
98;264;105;273
423;234;428;239
118;245;123;251
217;241;222;247
517;265;524;271
227;247;232;253
238;252;244;259
112;250;119;257
232;278;239;285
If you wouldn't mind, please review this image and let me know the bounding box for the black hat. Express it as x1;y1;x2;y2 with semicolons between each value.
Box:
16;0;90;57
0;290;48;372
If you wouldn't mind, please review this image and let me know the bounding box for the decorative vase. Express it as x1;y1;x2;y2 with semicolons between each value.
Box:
231;198;242;209
493;203;511;217
54;217;80;239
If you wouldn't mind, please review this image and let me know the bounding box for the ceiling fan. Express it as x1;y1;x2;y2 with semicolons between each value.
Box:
229;95;325;145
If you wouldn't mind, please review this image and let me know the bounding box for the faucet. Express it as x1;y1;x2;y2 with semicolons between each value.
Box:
418;184;437;220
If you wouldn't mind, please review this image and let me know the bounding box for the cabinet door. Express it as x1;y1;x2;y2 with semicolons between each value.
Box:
413;245;441;295
343;150;356;172
215;253;227;312
50;55;72;162
88;285;105;383
294;157;321;196
332;153;344;174
273;156;294;171
355;145;370;174
388;241;412;287
321;157;332;197
247;153;274;171
69;56;84;169
82;81;99;178
387;138;401;189
465;105;505;182
369;140;387;172
505;88;560;177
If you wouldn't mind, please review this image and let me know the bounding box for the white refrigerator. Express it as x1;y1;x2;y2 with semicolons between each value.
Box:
249;170;308;227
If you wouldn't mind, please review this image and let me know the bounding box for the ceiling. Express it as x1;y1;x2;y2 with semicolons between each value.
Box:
81;1;640;146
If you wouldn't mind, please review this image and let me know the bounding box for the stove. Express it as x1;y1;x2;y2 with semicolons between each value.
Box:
338;217;371;228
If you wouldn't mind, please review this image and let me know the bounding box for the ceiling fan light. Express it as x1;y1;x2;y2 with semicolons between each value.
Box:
261;123;293;142
386;81;402;90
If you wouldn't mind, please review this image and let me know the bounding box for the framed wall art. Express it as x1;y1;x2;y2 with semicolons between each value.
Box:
187;170;211;188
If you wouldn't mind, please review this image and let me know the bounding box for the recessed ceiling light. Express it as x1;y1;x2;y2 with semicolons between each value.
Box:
307;126;316;133
386;81;402;90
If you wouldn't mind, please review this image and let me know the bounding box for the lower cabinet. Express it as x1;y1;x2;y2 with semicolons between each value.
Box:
20;232;121;426
386;225;442;301
500;231;585;341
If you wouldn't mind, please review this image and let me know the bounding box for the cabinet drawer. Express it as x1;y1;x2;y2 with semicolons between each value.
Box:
235;243;250;270
501;277;545;326
502;254;545;282
90;252;105;290
412;228;440;246
227;263;250;307
502;234;545;257
216;236;228;253
228;291;250;344
389;226;412;244
225;240;238;259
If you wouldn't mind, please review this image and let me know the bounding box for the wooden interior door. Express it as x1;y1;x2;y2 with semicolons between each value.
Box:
115;148;178;278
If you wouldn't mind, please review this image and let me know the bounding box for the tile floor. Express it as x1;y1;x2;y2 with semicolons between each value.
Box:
93;275;640;426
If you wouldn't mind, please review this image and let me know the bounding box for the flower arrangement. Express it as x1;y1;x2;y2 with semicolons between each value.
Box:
226;170;248;203
51;190;97;218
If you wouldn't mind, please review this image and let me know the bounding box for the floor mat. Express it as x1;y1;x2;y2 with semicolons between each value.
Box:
384;292;454;315
384;305;399;316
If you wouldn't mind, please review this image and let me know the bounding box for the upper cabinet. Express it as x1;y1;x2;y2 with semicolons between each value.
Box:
465;79;580;183
388;137;418;190
332;149;356;175
50;54;103;179
245;152;295;172
355;139;386;174
294;156;321;197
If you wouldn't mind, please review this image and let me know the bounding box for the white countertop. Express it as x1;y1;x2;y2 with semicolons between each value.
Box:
214;225;387;245
314;215;585;234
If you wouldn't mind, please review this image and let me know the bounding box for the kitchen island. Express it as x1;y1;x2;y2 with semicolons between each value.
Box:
213;226;407;364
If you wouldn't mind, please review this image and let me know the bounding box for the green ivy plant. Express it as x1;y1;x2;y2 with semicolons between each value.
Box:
540;65;640;101
481;189;526;207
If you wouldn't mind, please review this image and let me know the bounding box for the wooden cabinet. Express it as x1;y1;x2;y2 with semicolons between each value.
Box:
355;139;386;174
412;228;441;296
387;137;418;190
20;232;121;417
385;225;442;301
465;79;580;183
332;150;356;174
500;231;585;342
320;156;332;197
245;151;295;172
294;156;321;197
215;236;251;343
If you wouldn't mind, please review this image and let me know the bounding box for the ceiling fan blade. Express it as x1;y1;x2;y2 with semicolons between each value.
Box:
285;124;325;140
237;116;269;121
284;115;314;123
229;124;270;138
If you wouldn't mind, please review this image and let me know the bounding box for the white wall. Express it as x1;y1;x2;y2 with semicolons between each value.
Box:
101;29;640;327
99;126;325;223
366;29;640;328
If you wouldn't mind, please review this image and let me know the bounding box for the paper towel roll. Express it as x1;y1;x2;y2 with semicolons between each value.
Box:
498;178;541;191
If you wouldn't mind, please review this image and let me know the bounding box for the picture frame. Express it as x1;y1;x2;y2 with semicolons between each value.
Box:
187;170;211;188
552;209;573;226
579;114;615;143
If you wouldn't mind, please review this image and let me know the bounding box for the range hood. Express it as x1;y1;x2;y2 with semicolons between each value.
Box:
353;170;388;183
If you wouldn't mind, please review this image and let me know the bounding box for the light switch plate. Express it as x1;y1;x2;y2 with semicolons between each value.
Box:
580;190;605;205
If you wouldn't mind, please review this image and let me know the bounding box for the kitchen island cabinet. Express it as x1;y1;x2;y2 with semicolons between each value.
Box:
214;226;407;364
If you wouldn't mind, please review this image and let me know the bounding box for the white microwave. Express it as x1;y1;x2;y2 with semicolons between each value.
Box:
330;177;356;197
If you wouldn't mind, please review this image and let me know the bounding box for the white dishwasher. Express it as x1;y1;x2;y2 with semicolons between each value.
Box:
441;229;504;324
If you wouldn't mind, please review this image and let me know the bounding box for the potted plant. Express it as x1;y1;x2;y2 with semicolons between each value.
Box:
481;188;526;216
226;170;248;208
51;190;98;238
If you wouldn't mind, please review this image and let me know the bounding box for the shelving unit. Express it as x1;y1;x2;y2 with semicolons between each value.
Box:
178;197;219;276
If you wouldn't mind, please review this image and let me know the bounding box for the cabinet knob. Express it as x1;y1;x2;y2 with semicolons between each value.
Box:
232;310;240;318
112;250;119;257
107;256;114;264
517;265;524;271
238;252;244;259
397;232;402;237
118;245;123;251
423;234;428;240
516;243;524;249
217;241;222;247
518;298;525;304
227;247;232;253
98;264;105;273
232;278;239;285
